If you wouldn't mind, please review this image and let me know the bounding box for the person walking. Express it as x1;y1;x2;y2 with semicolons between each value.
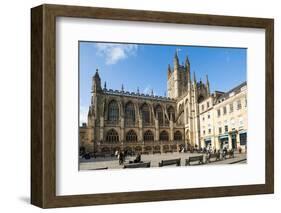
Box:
119;151;124;165
115;150;119;158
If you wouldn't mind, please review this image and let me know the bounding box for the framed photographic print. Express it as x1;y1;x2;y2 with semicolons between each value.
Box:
31;4;274;208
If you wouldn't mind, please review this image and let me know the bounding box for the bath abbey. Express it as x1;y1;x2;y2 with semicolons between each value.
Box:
79;52;247;156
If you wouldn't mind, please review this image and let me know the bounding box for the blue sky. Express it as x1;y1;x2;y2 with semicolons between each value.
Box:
79;42;246;124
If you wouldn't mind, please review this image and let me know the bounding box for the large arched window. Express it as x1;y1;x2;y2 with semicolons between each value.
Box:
159;130;169;141
155;105;164;126
141;103;150;125
106;129;119;142
167;106;175;122
125;102;135;125
108;100;119;123
174;131;183;141
143;130;154;141
126;130;137;142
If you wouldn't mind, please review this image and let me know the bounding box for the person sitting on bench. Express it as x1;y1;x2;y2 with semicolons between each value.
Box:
133;153;141;163
129;153;142;164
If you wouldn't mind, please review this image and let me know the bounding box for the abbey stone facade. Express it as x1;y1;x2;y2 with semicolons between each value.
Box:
79;52;248;155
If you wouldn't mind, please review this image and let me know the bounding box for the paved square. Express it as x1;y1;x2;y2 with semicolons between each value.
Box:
79;152;247;170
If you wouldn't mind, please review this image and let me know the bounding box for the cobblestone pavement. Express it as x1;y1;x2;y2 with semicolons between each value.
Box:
79;152;247;170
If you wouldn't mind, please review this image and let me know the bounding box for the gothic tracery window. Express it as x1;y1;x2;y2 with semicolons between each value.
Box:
143;130;154;141
141;103;150;125
125;102;135;125
174;131;182;141
106;129;119;142
108;100;119;123
126;130;137;142
156;105;164;126
167;106;175;122
159;130;169;141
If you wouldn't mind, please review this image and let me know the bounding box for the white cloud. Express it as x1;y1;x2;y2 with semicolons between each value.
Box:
79;106;88;126
95;43;138;65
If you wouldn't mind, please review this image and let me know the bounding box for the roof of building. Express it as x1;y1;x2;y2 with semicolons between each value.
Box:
103;88;176;102
215;81;247;103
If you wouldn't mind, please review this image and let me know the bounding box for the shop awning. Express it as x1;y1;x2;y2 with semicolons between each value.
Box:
239;130;247;134
219;135;228;139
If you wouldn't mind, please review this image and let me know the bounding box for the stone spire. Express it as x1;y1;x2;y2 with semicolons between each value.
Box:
193;71;197;84
174;50;179;68
167;64;172;78
206;74;210;95
93;68;100;80
185;55;191;83
92;68;102;92
88;106;92;117
103;81;107;90
185;55;190;67
121;84;124;92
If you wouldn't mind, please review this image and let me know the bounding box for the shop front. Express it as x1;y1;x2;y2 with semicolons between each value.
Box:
239;130;247;151
204;138;212;148
219;135;229;149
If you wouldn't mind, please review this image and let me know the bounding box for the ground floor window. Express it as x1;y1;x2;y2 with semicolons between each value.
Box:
204;139;211;147
219;137;229;149
239;132;247;145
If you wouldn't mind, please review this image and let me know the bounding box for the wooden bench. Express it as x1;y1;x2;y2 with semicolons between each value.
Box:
153;151;161;154
158;158;181;167
123;162;151;168
206;153;220;163
89;167;108;170
185;155;204;166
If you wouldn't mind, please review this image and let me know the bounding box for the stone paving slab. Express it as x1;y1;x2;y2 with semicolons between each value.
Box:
79;152;247;170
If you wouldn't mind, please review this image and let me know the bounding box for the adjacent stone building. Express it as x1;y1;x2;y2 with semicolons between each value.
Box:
199;82;247;151
80;52;247;155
